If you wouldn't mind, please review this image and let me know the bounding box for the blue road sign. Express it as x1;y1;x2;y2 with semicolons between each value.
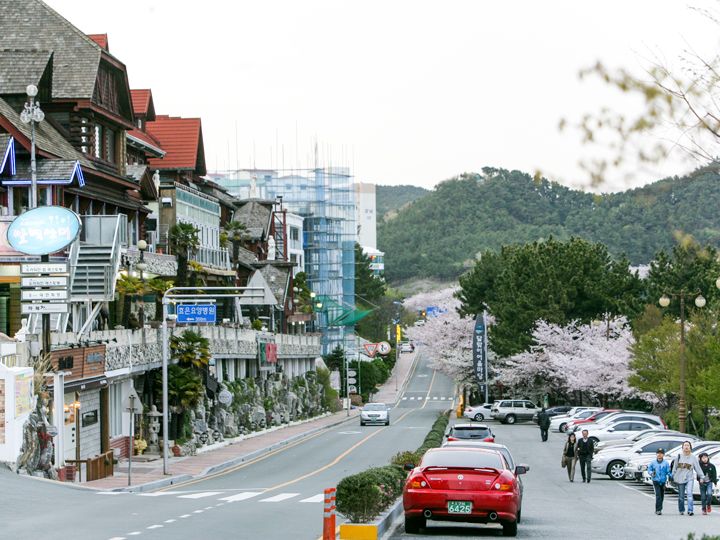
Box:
176;303;217;324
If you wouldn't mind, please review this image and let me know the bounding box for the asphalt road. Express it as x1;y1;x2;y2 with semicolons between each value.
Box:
0;347;456;540
389;419;720;539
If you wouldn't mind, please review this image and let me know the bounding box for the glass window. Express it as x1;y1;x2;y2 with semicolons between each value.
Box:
109;384;123;438
612;422;634;431
450;426;492;439
512;401;524;408
94;124;103;158
525;402;536;409
105;128;116;163
500;401;511;408
421;450;503;470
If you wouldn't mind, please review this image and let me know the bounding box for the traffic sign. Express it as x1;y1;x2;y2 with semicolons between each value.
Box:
20;262;68;275
21;276;68;287
123;391;143;414
177;303;217;324
363;343;379;357
218;389;233;405
348;385;357;393
21;289;68;301
377;342;392;355
347;377;357;384
347;370;357;377
21;303;68;314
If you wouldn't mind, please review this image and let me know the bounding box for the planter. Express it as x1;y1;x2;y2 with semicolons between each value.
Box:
58;465;76;482
339;498;403;540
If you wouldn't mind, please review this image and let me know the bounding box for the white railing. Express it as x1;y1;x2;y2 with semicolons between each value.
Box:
191;246;231;270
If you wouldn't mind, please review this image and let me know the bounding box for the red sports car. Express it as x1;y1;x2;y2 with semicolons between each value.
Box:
403;447;525;536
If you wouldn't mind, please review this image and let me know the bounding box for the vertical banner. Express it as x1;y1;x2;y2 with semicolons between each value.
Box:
472;312;488;387
396;324;401;343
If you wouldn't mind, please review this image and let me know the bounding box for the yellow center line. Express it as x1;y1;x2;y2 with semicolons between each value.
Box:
420;369;437;410
393;349;423;409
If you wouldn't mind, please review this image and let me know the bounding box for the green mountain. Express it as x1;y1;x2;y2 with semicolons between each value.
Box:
377;166;720;283
376;184;429;222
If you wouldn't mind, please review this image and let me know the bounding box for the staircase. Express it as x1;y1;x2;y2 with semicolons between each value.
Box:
71;244;114;301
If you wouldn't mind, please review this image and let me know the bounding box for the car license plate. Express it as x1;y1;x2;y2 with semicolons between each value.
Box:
447;501;472;514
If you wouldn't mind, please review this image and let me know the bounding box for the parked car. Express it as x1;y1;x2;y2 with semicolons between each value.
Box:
359;402;390;426
571;412;666;433
550;408;602;433
531;405;573;423
403;447;525;536
577;419;658;444
626;440;714;481
446;423;495;442
565;409;622;431
491;399;540;424
592;434;689;480
464;403;494;421
400;342;415;353
594;428;685;452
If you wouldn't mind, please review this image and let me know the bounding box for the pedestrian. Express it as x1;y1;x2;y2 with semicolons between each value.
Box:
561;432;578;482
538;407;551;442
647;448;671;515
575;429;595;483
698;452;717;515
670;440;704;516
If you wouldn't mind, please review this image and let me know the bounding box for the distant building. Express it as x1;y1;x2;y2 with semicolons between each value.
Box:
286;212;304;276
354;182;378;249
363;246;385;277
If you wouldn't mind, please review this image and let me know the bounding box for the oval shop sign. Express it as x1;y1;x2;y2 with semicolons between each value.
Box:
6;206;82;256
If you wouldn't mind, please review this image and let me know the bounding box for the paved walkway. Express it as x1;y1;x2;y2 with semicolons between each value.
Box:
82;351;418;492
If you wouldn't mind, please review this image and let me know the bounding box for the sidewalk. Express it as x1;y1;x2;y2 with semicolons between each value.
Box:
83;352;417;492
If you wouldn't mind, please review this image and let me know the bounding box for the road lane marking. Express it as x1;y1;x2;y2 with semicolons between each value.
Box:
179;515;191;518
177;491;222;499
420;370;437;409
394;350;424;408
300;494;325;503
192;510;204;514
98;492;128;495
432;396;438;400
163;519;176;524
219;491;263;502
619;483;654;499
108;537;126;540
139;491;187;497
127;533;141;537
260;492;300;502
146;525;163;530
204;506;214;510
401;397;407;400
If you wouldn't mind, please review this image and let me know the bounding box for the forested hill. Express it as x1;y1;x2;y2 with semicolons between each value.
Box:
377;166;720;283
376;184;430;222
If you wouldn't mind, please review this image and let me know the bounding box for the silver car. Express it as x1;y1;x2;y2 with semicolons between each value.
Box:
360;402;390;426
592;434;688;480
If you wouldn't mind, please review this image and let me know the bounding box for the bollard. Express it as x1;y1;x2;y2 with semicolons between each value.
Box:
323;487;336;540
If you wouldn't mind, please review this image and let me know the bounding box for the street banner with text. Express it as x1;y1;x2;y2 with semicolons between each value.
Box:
472;312;488;387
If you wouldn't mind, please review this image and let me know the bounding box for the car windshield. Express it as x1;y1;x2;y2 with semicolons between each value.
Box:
422;450;504;469
576;410;595;419
451;426;492;439
363;404;386;411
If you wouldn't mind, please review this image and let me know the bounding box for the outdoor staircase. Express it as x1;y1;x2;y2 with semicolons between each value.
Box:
71;244;113;301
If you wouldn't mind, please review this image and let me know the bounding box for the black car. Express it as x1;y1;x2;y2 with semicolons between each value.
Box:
533;406;572;423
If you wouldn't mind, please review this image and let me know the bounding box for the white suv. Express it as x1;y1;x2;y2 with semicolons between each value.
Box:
491;399;540;424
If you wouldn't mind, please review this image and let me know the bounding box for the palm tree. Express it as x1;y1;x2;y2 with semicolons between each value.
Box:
153;364;204;442
116;275;143;328
169;223;199;287
170;329;211;370
147;278;174;321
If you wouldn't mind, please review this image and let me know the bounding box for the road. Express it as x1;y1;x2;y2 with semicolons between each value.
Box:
0;347;455;540
389;419;720;539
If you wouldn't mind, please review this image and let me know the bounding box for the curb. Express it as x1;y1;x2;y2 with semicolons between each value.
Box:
104;411;361;493
338;498;403;540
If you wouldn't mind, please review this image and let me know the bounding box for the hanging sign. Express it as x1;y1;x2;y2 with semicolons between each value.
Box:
7;206;81;256
472;312;488;385
176;304;217;323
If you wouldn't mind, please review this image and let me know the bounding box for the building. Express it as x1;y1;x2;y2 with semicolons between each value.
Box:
286;212;304;276
354;182;377;249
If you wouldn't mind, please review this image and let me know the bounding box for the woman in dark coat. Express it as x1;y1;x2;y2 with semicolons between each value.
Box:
562;433;578;482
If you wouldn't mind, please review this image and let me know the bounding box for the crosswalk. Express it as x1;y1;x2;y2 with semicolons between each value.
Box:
98;490;327;505
401;396;452;401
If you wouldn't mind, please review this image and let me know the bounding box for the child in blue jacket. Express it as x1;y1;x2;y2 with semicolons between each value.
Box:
648;448;671;515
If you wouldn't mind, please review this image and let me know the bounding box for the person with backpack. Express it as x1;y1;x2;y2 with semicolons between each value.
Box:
698;452;718;515
670;441;704;515
647;448;671;515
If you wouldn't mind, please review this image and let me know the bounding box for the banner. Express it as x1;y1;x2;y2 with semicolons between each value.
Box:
472;312;488;386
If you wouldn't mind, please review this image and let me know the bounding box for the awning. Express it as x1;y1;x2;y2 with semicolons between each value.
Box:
4;159;85;187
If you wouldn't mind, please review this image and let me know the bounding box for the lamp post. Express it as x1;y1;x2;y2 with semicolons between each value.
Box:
136;240;148;330
658;291;706;433
19;84;44;209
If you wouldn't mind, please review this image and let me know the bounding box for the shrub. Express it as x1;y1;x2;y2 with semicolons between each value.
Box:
317;368;341;412
391;450;422;469
336;465;405;523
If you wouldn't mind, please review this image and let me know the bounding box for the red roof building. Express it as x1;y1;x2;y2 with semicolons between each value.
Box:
87;33;109;51
146;115;206;175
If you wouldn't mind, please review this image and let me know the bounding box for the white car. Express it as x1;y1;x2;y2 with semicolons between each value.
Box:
463;403;494;421
550;408;601;433
592;434;689;480
400;342;415;353
571;412;666;434
594;428;684;452
578;419;657;444
360;402;390;426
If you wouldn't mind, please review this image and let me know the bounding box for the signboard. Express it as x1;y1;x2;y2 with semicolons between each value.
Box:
472;312;488;386
330;371;341;391
21;289;68;301
21;276;68;287
377;342;392;356
347;370;357;377
348;385;357;393
123;390;143;414
14;373;32;418
218;389;233;405
363;343;379;357
396;324;402;343
347;377;357;384
176;303;217;324
7;207;81;256
21;303;69;314
21;263;68;275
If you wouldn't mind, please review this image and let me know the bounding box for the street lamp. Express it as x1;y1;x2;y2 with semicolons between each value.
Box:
136;240;148;329
658;290;707;433
19;84;44;209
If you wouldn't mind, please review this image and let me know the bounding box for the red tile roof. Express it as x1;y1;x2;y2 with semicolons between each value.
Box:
130;89;153;118
87;34;108;51
146;115;206;174
127;128;165;157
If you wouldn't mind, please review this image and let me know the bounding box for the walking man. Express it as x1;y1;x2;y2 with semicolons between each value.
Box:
648;448;671;515
538;408;551;442
576;429;595;483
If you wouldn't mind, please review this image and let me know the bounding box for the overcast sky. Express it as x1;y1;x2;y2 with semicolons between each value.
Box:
45;0;720;191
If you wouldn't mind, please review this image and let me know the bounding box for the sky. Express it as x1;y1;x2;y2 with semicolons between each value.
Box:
45;0;720;191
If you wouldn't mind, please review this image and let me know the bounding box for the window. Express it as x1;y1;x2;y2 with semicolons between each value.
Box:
94;123;117;164
109;384;123;438
524;402;536;409
612;422;634;431
290;227;300;241
512;401;524;408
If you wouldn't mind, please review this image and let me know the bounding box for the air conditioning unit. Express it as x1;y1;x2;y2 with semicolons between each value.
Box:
161;197;173;207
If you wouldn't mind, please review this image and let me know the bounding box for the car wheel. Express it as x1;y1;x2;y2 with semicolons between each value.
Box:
474;413;484;421
517;508;522;523
404;515;425;534
385;420;390;426
502;521;518;537
607;460;626;480
559;423;568;433
360;421;365;426
505;414;516;425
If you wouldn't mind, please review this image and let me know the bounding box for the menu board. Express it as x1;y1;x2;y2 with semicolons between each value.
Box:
0;380;5;444
14;374;32;418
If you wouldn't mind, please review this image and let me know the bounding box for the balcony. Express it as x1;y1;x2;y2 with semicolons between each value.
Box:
192;245;231;271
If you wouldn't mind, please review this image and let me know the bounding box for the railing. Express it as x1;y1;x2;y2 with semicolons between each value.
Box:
81;214;128;247
191;246;231;270
66;450;114;482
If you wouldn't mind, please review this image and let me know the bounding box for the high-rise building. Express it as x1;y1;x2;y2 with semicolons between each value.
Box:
354;182;377;249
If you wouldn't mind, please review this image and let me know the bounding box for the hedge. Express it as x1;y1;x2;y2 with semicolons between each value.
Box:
335;410;451;523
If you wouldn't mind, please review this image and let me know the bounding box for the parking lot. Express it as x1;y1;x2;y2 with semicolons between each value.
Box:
390;417;720;539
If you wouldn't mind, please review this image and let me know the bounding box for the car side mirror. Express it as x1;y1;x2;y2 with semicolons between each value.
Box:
404;463;415;471
635;449;642;453
607;429;614;432
515;465;528;475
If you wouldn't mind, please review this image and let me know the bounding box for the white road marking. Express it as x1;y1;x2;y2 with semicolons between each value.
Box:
163;519;176;524
108;537;126;540
219;491;263;502
139;492;186;497
204;506;213;510
127;533;141;537
192;510;204;514
338;431;361;435
300;494;325;503
98;492;128;495
178;491;222;499
179;514;191;519
432;397;438;400
619;483;654;499
147;525;163;530
259;492;300;502
215;503;225;507
401;397;407;400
